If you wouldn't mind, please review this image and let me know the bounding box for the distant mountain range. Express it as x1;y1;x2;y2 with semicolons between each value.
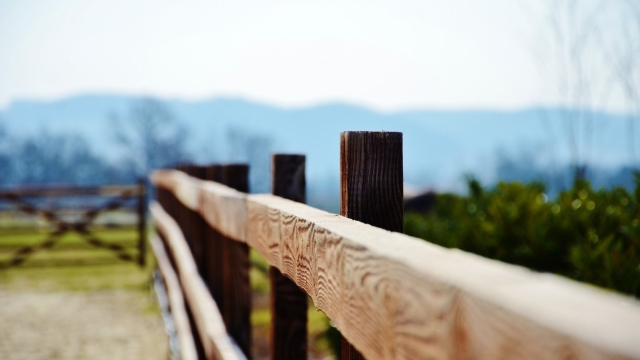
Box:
0;94;635;210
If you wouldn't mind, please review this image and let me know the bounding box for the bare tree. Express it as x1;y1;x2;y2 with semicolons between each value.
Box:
0;131;124;186
539;0;609;180
527;0;640;180
110;98;190;178
602;0;640;168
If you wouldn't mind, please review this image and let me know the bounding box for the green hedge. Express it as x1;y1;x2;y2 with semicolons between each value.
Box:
404;175;640;297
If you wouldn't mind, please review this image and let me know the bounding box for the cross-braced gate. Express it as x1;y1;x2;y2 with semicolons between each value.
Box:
0;181;146;268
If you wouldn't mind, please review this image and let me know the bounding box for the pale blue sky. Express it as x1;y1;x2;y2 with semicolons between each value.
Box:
0;0;632;111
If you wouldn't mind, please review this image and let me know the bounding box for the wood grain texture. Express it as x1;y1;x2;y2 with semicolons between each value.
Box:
340;131;403;359
149;235;198;360
245;194;640;360
151;169;246;242
153;171;640;360
270;154;308;360
340;131;403;233
151;202;246;360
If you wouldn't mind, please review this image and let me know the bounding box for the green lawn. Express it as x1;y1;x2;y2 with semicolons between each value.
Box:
0;227;151;292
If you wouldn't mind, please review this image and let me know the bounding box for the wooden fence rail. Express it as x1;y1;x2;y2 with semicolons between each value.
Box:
151;201;245;360
150;131;640;360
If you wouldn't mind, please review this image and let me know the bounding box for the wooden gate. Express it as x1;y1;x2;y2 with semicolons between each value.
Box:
0;181;146;268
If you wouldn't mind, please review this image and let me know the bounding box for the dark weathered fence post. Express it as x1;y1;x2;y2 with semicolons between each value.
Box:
339;131;403;360
204;164;225;308
222;164;252;359
183;165;207;276
175;164;192;250
174;164;207;360
137;178;147;267
270;154;308;360
156;181;176;269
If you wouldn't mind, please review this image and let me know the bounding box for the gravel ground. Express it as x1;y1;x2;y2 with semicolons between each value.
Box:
0;290;169;360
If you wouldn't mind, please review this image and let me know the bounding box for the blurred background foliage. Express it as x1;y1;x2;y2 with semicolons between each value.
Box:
405;174;640;297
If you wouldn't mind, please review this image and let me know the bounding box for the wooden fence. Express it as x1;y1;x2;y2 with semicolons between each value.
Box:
150;131;640;360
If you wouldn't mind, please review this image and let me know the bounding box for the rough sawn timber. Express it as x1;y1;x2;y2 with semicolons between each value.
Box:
150;202;245;360
340;131;403;359
270;154;308;360
245;194;640;360
151;170;247;242
217;164;252;359
151;170;640;360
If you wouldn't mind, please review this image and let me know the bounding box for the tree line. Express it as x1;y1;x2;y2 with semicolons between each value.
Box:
0;98;274;192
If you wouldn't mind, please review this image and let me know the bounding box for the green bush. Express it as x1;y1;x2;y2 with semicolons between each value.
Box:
404;174;640;297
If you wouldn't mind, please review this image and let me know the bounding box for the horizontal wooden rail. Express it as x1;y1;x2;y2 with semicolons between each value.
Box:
150;202;246;360
151;171;246;242
149;235;198;360
151;169;640;360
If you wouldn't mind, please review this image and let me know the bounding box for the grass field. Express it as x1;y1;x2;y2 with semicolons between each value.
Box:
0;227;150;292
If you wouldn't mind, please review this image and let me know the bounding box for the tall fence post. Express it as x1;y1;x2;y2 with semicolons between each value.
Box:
222;164;252;359
174;164;207;359
156;179;176;268
339;131;403;360
270;154;308;360
175;164;192;250
183;165;207;276
204;164;225;308
137;178;147;267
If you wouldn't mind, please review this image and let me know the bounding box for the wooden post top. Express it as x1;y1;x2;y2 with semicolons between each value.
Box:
340;131;403;232
271;154;306;204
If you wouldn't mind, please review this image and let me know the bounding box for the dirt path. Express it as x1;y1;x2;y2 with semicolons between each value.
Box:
0;289;169;360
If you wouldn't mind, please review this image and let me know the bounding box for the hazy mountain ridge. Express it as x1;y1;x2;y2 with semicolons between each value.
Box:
0;94;635;202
